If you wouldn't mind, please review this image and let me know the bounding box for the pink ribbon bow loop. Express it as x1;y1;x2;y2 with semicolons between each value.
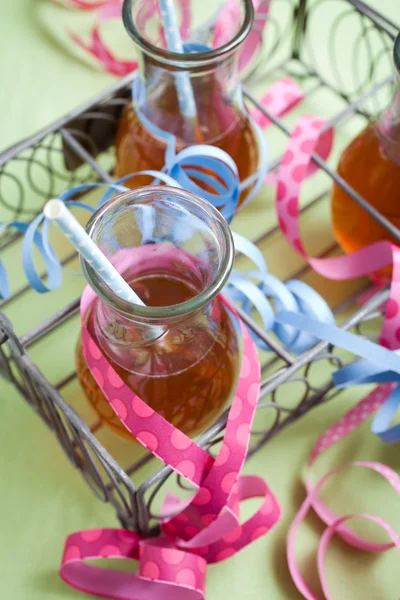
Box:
61;529;207;600
163;475;281;563
61;474;281;599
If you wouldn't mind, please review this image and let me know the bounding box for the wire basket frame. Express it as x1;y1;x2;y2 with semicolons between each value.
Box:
0;0;398;533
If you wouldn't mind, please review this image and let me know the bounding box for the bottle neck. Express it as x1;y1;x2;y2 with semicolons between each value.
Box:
136;48;244;145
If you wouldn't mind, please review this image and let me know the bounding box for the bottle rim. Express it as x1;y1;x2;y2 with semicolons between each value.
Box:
81;186;234;320
122;0;254;67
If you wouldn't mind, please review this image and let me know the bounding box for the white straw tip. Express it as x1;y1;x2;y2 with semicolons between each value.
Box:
44;199;65;220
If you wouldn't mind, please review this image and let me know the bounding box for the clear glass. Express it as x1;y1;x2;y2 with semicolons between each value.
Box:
115;0;259;208
331;33;400;262
75;187;240;440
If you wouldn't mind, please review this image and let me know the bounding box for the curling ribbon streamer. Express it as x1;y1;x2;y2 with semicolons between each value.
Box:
226;231;335;354
60;274;281;599
66;0;191;77
240;0;271;72
288;462;400;600
273;314;400;598
68;1;139;77
329;342;400;443
55;0;270;77
276;311;400;551
52;0;111;9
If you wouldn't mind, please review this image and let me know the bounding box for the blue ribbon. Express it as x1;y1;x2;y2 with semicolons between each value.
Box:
371;386;400;443
275;310;400;443
0;221;62;299
224;233;335;354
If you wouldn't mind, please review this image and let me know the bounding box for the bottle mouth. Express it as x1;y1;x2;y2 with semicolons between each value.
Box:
81;186;234;320
122;0;254;68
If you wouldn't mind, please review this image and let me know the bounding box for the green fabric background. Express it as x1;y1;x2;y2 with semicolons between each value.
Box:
0;0;399;598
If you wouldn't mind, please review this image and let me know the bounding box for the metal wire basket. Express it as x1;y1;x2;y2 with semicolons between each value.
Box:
0;0;398;534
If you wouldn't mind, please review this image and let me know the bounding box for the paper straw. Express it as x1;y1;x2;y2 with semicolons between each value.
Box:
44;199;145;306
158;0;198;123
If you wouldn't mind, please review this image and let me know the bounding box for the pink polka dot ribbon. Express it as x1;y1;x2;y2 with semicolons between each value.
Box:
248;77;303;131
275;113;400;400
61;474;279;600
60;249;281;598
274;116;400;597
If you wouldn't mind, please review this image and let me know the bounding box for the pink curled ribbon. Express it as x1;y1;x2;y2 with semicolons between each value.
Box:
275;113;400;346
288;460;400;600
55;0;270;78
67;0;162;77
60;257;281;599
52;0;111;8
286;381;400;599
274;116;400;596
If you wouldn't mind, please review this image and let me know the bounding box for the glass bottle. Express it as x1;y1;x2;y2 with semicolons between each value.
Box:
75;187;240;440
331;33;400;257
115;0;259;208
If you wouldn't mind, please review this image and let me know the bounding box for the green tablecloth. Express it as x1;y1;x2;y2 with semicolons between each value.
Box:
1;1;399;598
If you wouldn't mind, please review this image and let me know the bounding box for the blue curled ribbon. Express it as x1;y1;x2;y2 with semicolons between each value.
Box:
0;174;185;300
371;387;400;443
131;42;269;223
0;221;63;299
275;311;400;443
0;179;336;363
225;232;335;354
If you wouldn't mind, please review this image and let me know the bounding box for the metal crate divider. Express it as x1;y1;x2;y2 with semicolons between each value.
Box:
0;0;398;534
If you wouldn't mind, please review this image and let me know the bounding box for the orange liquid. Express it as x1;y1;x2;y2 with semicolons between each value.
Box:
115;78;259;208
332;124;400;253
76;276;239;440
